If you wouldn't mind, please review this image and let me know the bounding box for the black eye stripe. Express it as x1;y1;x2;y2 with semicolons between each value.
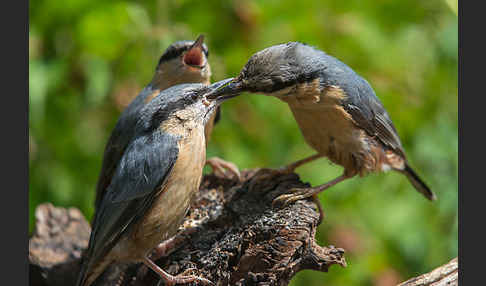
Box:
158;46;188;66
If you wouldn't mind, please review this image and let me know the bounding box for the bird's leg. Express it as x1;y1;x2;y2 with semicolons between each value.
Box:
272;173;350;222
249;154;324;185
143;256;213;286
150;236;179;261
150;227;198;261
205;157;241;181
278;153;324;174
138;236;183;282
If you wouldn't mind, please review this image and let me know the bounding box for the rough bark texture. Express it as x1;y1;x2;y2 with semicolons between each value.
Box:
29;169;346;286
29;168;457;286
397;257;458;286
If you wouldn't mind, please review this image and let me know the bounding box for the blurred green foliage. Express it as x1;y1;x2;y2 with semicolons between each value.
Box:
29;0;457;285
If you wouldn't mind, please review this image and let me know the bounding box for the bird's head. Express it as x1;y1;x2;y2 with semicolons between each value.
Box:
141;78;235;131
152;35;211;89
205;42;327;100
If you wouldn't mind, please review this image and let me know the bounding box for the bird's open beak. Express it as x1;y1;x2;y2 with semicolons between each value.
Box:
183;35;206;68
205;78;244;101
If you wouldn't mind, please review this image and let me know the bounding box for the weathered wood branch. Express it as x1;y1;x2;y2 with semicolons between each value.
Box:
29;169;346;286
29;167;456;286
397;257;458;286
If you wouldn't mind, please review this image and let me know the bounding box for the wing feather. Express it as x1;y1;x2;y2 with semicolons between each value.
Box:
78;129;179;286
94;87;160;210
342;77;406;158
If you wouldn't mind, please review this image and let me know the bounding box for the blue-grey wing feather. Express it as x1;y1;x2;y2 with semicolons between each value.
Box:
94;87;160;209
81;128;179;283
293;43;405;156
340;76;405;157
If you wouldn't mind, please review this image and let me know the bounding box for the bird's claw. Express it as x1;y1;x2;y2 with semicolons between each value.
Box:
156;271;214;286
272;187;314;209
205;157;241;181
272;188;325;225
179;267;197;276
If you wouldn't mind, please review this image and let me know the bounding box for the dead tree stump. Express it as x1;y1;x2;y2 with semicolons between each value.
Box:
29;169;346;286
29;168;457;285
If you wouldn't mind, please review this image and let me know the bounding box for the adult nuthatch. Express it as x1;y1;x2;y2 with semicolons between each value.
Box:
94;35;238;214
206;42;436;219
76;79;235;286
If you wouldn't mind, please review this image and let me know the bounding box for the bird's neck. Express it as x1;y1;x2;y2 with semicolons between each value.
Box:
150;74;175;91
150;61;211;91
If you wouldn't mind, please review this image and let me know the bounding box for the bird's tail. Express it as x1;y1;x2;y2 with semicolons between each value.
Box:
76;256;111;286
400;164;436;201
75;257;89;286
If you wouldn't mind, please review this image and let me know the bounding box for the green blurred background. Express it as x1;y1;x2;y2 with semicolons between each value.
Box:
29;0;457;285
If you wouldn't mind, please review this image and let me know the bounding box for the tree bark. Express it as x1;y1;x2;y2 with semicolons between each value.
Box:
29;168;346;286
29;167;457;286
397;257;458;286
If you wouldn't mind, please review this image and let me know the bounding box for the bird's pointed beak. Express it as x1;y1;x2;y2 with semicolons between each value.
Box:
183;35;206;68
205;78;244;101
191;34;205;49
203;78;236;119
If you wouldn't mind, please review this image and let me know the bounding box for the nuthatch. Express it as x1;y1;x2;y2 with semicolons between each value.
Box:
94;35;239;214
206;42;436;219
76;79;235;286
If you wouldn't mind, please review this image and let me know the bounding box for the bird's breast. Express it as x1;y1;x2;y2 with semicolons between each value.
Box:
132;125;207;253
276;81;377;174
289;101;362;156
276;81;358;150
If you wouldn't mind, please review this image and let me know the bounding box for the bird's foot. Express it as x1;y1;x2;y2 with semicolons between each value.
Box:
272;186;317;208
205;157;241;181
155;271;214;286
272;174;350;225
145;257;213;286
272;187;325;225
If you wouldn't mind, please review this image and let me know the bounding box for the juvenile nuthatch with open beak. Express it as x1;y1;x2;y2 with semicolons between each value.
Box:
76;78;235;286
206;42;436;219
94;35;239;214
